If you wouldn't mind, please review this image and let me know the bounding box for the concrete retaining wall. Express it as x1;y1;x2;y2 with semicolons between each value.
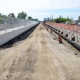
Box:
0;23;38;46
55;26;80;45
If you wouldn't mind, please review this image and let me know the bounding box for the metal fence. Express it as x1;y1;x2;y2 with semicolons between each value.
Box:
0;16;38;31
46;22;80;34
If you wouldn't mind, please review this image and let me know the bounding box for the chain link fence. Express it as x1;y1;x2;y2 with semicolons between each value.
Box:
0;16;38;30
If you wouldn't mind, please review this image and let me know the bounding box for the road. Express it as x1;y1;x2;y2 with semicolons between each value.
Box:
0;23;80;80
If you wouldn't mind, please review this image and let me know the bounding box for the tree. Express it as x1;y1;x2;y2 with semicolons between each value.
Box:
59;15;62;19
0;13;4;23
17;11;27;19
54;17;72;23
78;16;80;21
8;13;15;17
28;16;38;21
28;16;32;20
32;18;38;21
0;13;2;16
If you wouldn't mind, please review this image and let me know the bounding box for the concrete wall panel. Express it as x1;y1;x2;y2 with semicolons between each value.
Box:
0;23;38;46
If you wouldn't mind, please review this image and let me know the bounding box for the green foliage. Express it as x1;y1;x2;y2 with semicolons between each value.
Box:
32;18;38;21
8;13;15;17
0;17;3;22
17;11;27;19
28;16;32;20
0;13;3;22
28;16;38;21
0;13;2;16
0;12;38;24
54;17;72;23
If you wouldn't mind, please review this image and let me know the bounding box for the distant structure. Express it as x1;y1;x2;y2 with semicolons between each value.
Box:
44;18;49;21
59;15;62;18
49;17;51;21
44;18;47;22
52;15;53;20
78;16;80;21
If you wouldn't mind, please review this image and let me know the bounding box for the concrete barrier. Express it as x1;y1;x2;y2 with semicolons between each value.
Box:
0;23;38;46
46;23;80;45
45;23;80;51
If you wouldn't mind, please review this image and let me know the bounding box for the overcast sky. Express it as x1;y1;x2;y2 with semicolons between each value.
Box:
0;0;80;20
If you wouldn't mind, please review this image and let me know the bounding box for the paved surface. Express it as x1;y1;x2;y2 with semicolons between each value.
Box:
0;23;80;80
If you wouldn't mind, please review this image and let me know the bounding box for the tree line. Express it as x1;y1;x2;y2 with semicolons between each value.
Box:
51;15;72;23
0;11;38;22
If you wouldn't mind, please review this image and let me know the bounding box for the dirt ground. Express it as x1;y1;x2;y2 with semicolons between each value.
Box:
0;23;80;80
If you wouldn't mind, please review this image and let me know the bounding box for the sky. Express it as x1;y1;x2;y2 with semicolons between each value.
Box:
0;0;80;21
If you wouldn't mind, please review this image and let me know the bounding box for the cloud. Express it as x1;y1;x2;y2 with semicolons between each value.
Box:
0;0;80;20
13;0;80;9
1;0;80;10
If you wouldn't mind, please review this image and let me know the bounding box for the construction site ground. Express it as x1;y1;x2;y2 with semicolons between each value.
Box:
0;23;80;80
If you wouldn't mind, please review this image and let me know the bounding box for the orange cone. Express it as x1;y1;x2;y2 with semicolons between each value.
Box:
58;35;62;43
51;30;52;34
